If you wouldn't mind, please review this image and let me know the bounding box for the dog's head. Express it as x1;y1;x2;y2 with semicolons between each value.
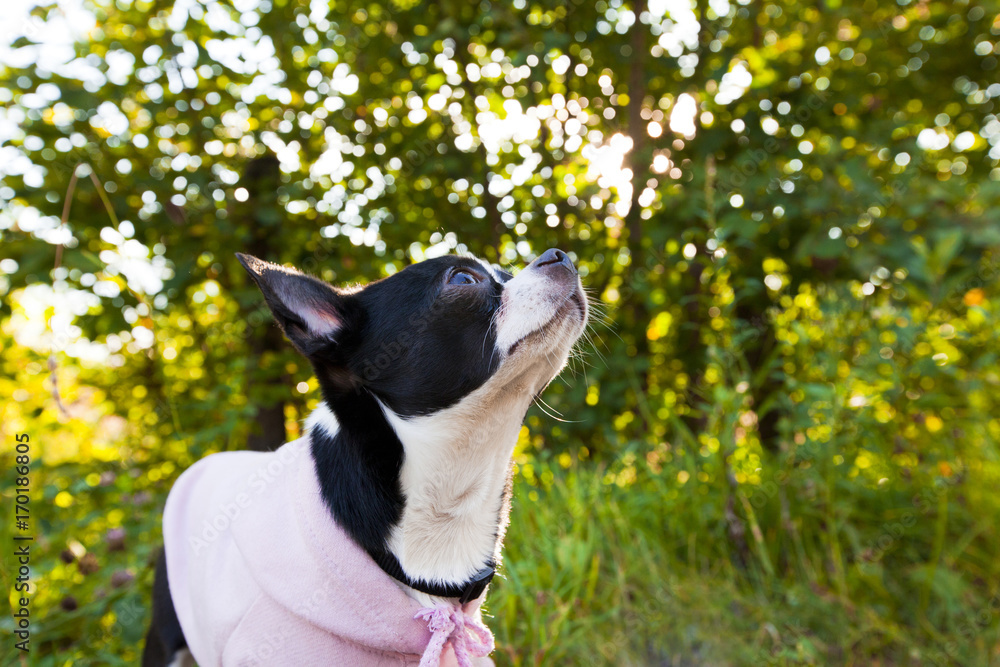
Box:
237;249;587;418
239;249;587;587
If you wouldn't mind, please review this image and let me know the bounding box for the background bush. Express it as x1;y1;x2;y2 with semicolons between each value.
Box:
1;0;999;664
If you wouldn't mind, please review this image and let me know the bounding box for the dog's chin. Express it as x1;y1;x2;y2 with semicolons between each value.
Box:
506;287;587;357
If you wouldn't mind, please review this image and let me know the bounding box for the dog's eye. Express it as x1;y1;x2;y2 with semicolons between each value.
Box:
448;270;480;285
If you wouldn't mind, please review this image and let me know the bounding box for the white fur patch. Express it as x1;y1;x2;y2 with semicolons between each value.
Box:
381;390;527;587
305;401;340;437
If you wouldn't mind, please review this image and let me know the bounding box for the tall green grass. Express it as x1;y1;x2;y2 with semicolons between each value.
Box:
490;447;1000;666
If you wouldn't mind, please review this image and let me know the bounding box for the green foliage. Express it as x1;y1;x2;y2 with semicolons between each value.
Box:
2;0;1000;664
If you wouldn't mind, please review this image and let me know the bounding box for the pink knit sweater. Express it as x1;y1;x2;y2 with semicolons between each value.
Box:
162;437;493;666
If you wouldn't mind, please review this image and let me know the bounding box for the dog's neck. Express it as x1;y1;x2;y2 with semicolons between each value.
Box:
307;388;527;599
380;392;527;588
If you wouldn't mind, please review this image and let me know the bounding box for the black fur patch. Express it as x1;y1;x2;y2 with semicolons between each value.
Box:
310;391;406;556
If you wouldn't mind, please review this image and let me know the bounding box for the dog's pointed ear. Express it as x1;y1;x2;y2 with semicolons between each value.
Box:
237;253;344;356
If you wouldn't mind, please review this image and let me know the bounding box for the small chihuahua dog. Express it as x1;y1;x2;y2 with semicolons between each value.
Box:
143;249;587;666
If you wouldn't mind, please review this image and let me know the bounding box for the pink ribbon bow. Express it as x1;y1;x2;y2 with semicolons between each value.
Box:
415;605;494;667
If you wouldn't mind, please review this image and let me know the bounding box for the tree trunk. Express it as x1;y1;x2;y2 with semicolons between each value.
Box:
246;398;287;452
624;0;651;388
242;156;289;452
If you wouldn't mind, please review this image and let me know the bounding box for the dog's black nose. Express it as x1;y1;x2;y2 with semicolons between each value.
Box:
535;248;575;273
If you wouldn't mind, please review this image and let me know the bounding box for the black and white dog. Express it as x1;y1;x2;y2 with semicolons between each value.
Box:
143;248;587;666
